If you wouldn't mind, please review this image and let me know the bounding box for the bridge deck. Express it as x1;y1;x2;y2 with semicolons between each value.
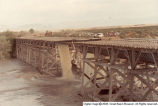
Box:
75;39;158;50
16;37;100;43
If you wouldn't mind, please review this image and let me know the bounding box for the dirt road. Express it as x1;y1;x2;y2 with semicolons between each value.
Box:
0;59;82;106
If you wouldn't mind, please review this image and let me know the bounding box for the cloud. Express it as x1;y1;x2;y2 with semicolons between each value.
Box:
0;0;158;30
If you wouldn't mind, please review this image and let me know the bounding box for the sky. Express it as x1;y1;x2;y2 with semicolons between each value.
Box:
0;0;158;30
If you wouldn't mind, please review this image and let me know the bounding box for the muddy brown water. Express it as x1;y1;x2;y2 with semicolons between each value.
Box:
58;44;74;79
0;59;82;106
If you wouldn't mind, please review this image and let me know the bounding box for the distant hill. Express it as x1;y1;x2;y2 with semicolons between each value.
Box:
77;24;158;31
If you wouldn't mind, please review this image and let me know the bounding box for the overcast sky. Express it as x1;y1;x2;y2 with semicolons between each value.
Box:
0;0;158;30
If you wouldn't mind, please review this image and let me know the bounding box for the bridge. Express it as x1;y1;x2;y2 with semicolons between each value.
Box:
15;37;158;101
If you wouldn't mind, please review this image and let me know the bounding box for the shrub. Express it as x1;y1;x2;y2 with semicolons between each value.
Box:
29;28;35;34
0;35;12;60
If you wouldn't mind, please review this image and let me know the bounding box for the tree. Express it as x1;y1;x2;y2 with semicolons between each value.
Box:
29;28;34;34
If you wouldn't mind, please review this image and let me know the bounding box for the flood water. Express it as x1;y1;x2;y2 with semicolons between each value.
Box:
0;59;82;106
58;44;74;79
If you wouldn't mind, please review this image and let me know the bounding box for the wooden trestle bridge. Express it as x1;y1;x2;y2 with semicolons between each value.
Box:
15;37;158;101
